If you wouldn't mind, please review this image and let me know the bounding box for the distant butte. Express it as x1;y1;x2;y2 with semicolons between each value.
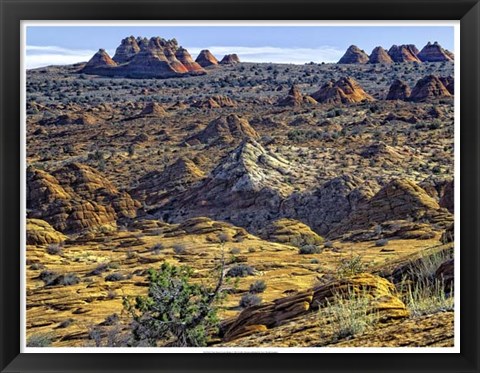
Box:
81;36;233;78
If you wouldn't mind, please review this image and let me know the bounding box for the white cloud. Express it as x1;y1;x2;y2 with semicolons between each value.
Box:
25;44;344;69
188;45;344;64
25;45;115;69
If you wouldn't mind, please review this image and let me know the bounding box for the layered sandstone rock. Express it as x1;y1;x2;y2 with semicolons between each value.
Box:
175;47;205;72
280;174;375;236
164;140;294;231
139;102;167;117
221;273;408;342
337;45;369;64
27;164;138;233
191;95;237;109
439;76;454;94
26;219;67;246
439;180;454;213
311;77;374;104
259;218;323;247
131;157;205;206
195;49;219;67
386;79;411;100
417;42;453;62
220;54;240;64
277;85;317;107
330;179;452;237
388;44;421;62
112;36;140;63
409;75;452;102
81;49;117;74
185;114;259;146
368;46;393;64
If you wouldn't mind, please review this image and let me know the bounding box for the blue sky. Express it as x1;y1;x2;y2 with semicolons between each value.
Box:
26;25;454;68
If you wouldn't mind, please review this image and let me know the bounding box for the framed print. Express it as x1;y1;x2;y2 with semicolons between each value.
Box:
1;0;479;372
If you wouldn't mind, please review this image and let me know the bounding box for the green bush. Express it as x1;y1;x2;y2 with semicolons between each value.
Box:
298;245;321;254
124;262;224;347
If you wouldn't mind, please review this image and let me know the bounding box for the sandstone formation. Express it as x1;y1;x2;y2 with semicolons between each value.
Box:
139;102;167;117
185;114;259;146
417;42;453;62
220;54;241;64
112;36;141;63
311;77;374;104
27;163;138;233
81;36;217;78
191;95;237;109
221;273;408;342
175;47;205;72
277;85;317;107
259;218;323;247
409;75;452;102
26;219;67;246
386;79;411;100
164;47;189;73
439;76;454;94
38;113;99;126
388;44;421;62
330;179;452;237
280;174;375;236
337;45;369;64
368;46;393;64
131;157;205;206
195;49;219;67
164;140;295;231
439;180;454;213
81;49;117;74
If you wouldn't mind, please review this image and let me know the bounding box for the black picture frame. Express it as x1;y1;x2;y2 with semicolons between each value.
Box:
1;0;479;372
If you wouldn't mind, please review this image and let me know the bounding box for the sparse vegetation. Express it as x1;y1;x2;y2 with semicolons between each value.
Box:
239;293;262;308
226;264;255;278
249;280;267;294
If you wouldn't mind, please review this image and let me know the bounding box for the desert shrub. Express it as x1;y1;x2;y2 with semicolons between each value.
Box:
375;239;389;247
226;264;255;278
172;244;187;255
298;245;321;255
39;270;58;285
239;293;262;308
46;243;63;256
318;289;379;340
404;279;454;316
335;255;365;278
408;249;453;284
323;241;334;248
124;262;224;347
249;280;267;294
27;333;53;347
149;243;164;255
105;273;126;282
400;249;454;316
88;263;109;276
230;247;241;255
